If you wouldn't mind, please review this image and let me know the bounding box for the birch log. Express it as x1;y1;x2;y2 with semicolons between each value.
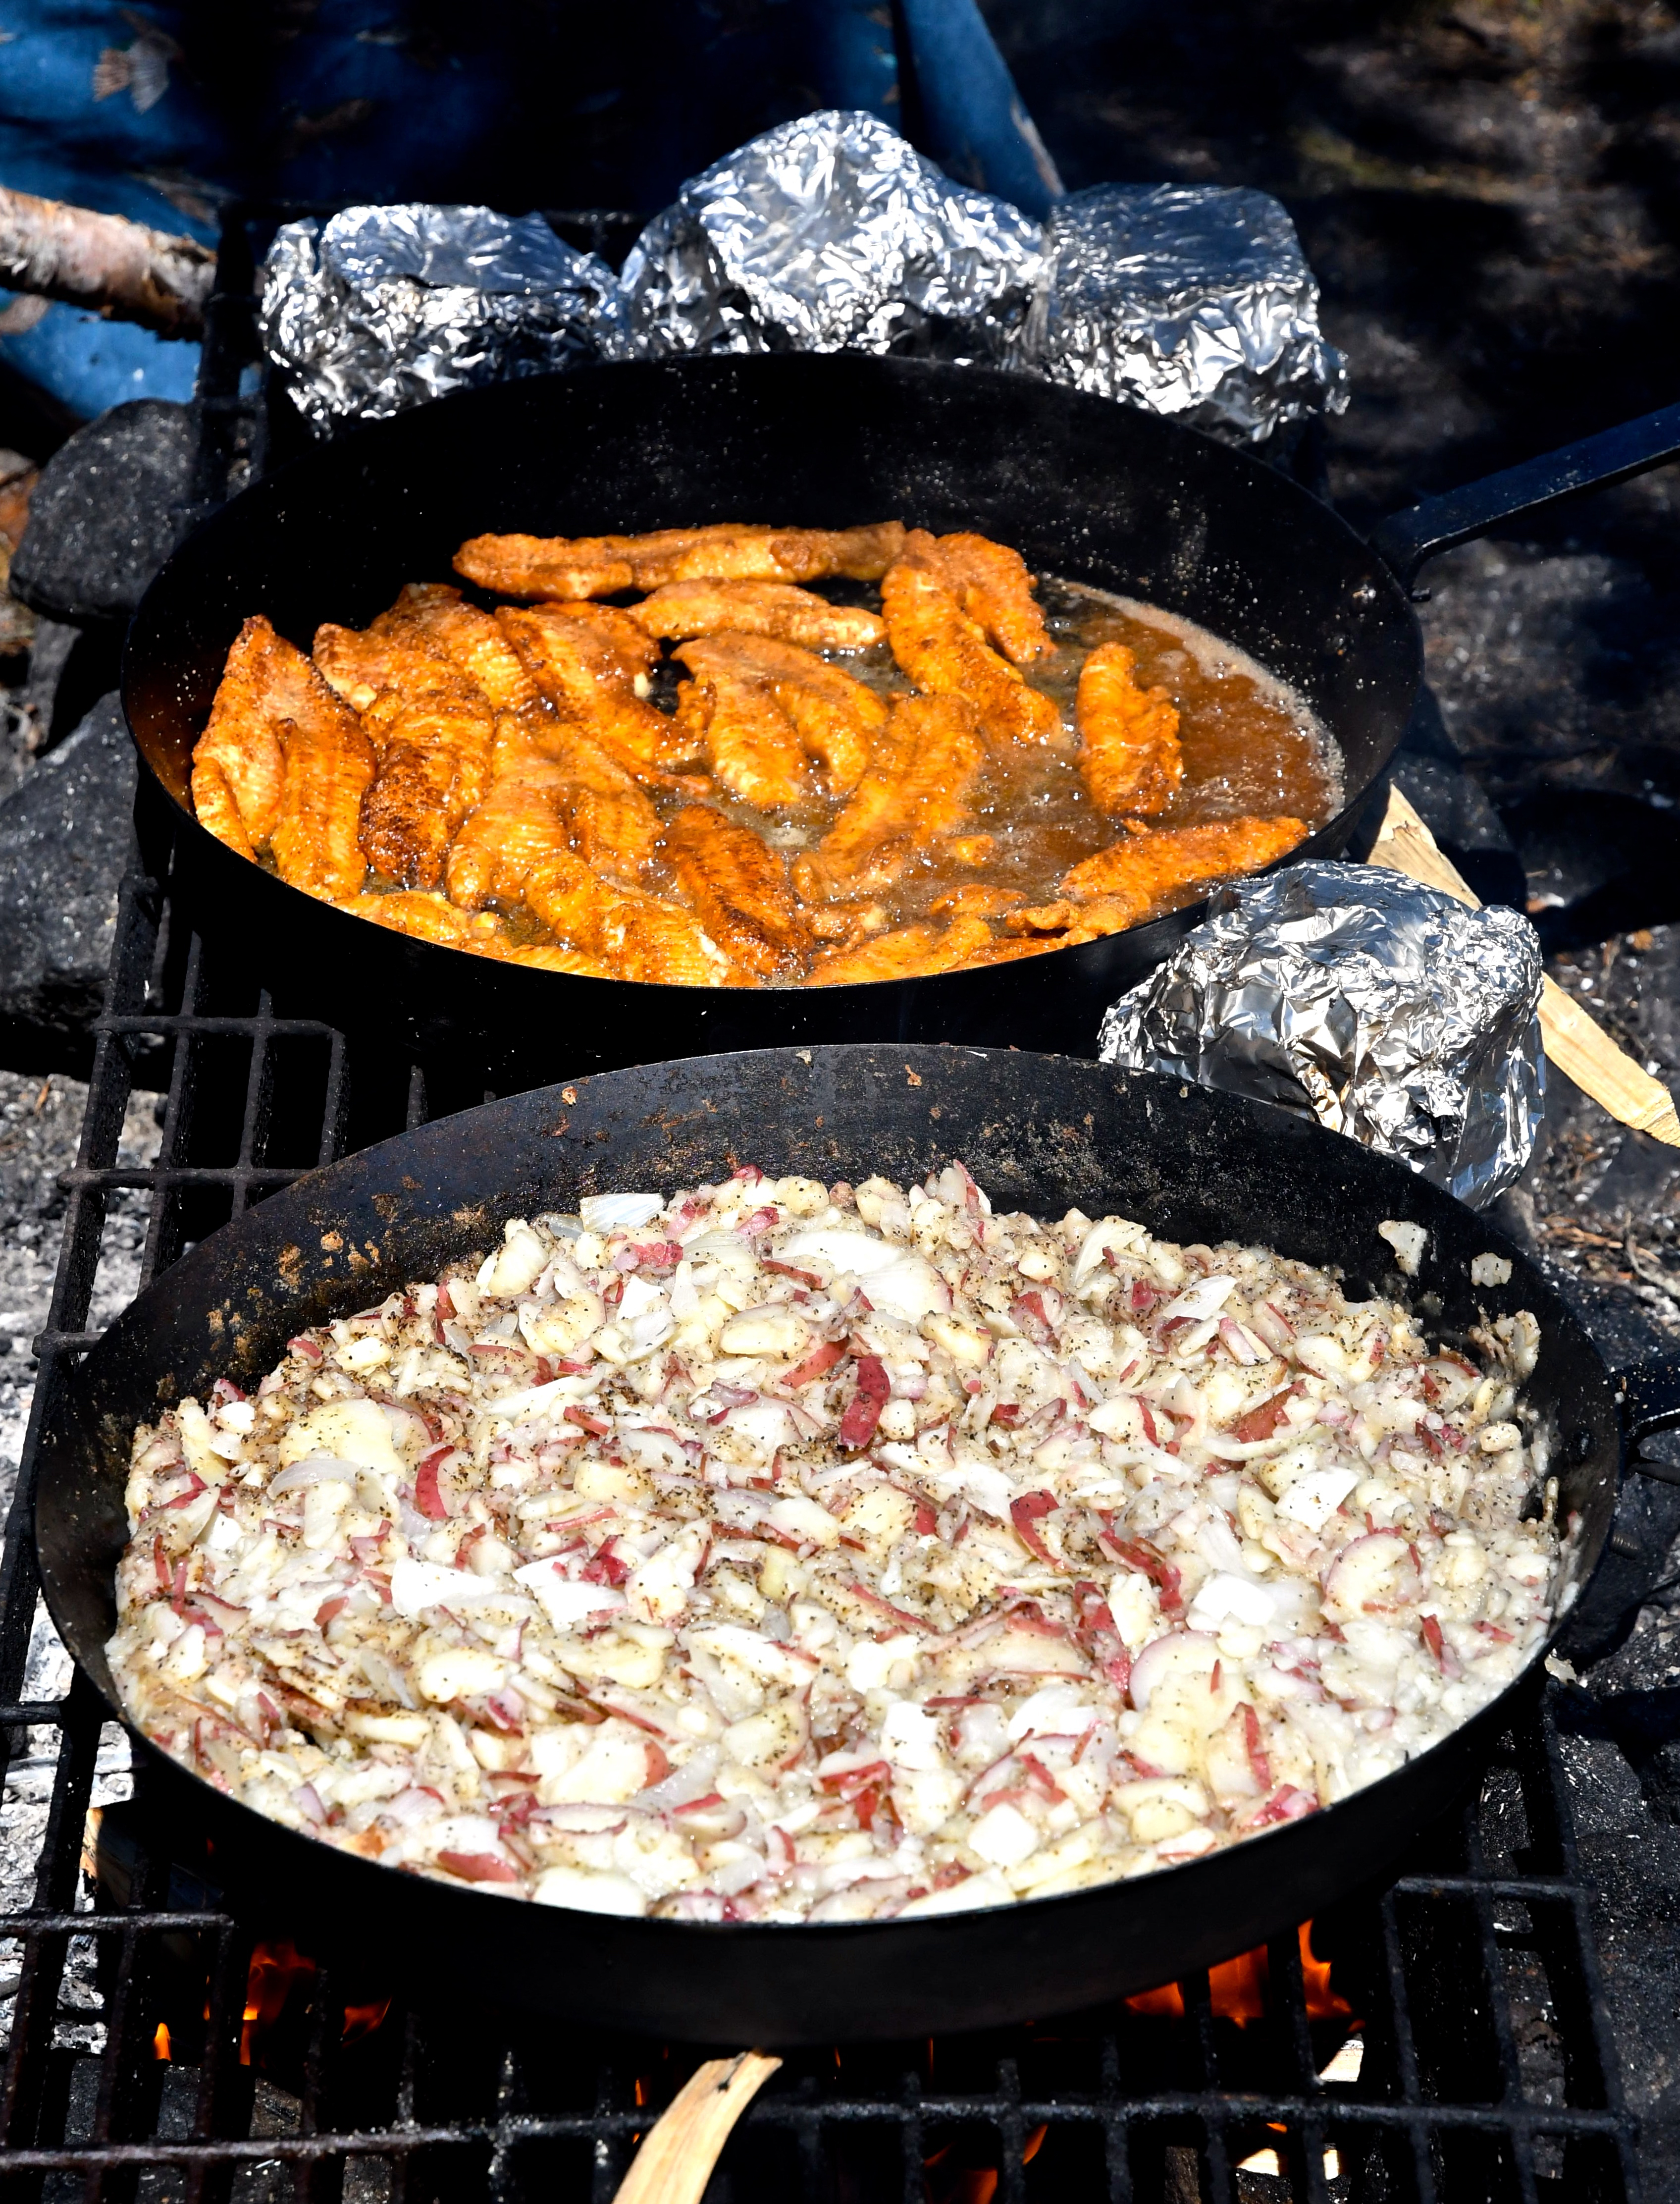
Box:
0;185;214;339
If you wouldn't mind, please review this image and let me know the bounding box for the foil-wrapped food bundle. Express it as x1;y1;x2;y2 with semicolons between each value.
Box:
618;109;1047;364
262;205;626;434
1023;184;1348;441
261;112;1345;444
1098;862;1545;1209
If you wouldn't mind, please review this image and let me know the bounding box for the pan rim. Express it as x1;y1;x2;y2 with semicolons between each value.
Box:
36;1043;1612;1959
119;353;1422;1000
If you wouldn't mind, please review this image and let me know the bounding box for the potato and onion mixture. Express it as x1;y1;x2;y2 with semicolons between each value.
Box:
109;1167;1557;1923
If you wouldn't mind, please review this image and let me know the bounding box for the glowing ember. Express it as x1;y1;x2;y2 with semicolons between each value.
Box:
1123;1921;1353;2027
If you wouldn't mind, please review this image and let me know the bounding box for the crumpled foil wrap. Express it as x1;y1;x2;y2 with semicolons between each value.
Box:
618;110;1047;364
260;115;1345;443
1097;862;1544;1208
1020;183;1348;442
261;204;626;434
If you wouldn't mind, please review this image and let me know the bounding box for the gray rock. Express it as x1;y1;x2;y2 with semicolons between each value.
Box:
9;401;206;625
0;695;133;1065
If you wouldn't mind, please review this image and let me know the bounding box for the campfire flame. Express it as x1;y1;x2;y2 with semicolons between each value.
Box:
240;1941;394;2064
241;1939;314;2065
1124;1921;1352;2027
152;2021;171;2061
342;1998;392;2045
923;2121;1046;2204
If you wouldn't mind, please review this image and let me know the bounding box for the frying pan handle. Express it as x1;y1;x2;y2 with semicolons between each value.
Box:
1621;1358;1680;1483
1367;400;1680;591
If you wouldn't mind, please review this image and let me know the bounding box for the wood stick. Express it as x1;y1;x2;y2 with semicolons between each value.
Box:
0;185;213;339
611;2051;782;2204
1367;783;1680;1146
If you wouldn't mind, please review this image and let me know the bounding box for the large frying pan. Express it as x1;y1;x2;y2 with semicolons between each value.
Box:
120;360;1680;1086
33;1045;1680;2043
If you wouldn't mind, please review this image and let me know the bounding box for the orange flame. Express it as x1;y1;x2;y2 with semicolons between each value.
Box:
152;2021;171;2061
1124;1922;1352;2027
240;1939;316;2065
1300;1919;1351;2019
239;1942;394;2063
342;1998;392;2046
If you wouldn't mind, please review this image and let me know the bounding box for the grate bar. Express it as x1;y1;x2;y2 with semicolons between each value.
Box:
0;2093;1639;2170
0;195;1649;2204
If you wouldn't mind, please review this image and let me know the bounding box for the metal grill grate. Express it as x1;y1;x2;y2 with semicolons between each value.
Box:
0;199;1648;2204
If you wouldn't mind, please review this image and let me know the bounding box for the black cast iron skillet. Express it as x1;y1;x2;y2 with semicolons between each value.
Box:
33;1046;1680;2043
120;359;1680;1087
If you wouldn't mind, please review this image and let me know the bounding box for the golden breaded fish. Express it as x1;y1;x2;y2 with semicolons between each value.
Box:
881;559;1062;749
796;692;984;897
663;805;812;979
629;579;885;651
359;670;496;888
674;634;887;806
455;520;906;600
899;529;1051;664
497;602;695;777
448;777;726;986
191;614;295;853
335;891;515;953
807;914;997;987
337;891;612;976
387;583;553;717
1059;814;1309;913
1076;642;1182;817
193;615;375;903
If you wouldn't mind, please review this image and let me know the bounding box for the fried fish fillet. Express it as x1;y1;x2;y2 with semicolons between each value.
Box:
336;892;612;975
383;582;553;717
359;669;496;889
881;560;1063;750
1060;814;1308;908
996;815;1310;948
807;913;998;987
547;730;664;878
191;615;295;853
663;805;812;979
1076;642;1182;818
313;605;421;715
795;692;985;898
448;778;727;986
899;529;1051;664
191;757;256;861
497;602;695;776
628;579;886;651
192;614;376;903
527;853;730;987
446;699;662;896
335;891;516;953
455;521;907;600
928;882;1021;920
673;634;887;807
1001;896;1150;946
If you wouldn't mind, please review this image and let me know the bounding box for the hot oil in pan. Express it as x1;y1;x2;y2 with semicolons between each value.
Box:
629;576;1342;968
243;568;1341;979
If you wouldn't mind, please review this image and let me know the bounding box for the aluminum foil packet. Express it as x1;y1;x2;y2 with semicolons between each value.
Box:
1020;184;1348;442
618;109;1047;364
1098;862;1543;1208
259;117;1345;446
262;205;626;435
